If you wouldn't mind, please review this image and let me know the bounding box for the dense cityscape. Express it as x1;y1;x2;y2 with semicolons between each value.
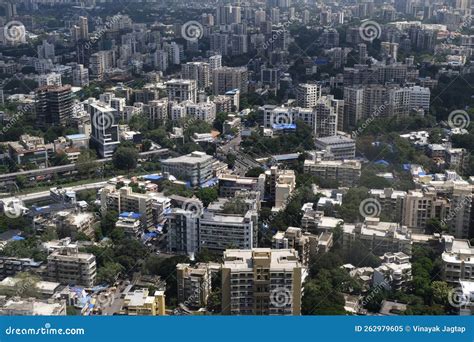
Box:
0;0;472;317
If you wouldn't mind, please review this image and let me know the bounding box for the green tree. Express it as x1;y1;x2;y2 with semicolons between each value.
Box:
76;149;98;177
113;146;139;171
196;187;218;207
245;167;265;177
97;262;124;284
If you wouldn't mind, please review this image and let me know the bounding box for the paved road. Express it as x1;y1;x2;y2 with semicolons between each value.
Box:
0;149;169;182
0;181;108;204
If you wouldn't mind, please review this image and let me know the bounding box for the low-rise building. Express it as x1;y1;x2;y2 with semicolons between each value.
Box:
442;238;474;284
315;135;356;160
218;173;266;198
373;252;412;291
120;289;166;316
161;152;215;187
304;154;361;187
0;257;43;280
272;227;333;265
115;212;143;238
0;297;67;315
47;245;96;287
343;218;412;256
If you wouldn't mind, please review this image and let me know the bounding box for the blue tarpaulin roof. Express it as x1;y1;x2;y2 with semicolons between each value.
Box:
11;235;25;241
201;178;218;188
119;212;141;219
143;175;163;181
272;123;296;130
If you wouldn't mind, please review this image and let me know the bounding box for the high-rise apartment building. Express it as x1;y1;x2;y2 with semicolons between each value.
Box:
166;79;197;103
212;67;248;95
181;62;210;89
221;248;305;315
295;83;322;108
35;85;73;127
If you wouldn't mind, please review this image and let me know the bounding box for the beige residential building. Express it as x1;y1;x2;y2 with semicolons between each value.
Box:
47;245;96;287
303;155;361;187
442;237;474;284
369;188;407;222
266;166;296;211
176;263;220;308
100;185;154;228
402;189;450;234
343;218;412;256
0;298;66;316
222;248;306;315
272;227;333;265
